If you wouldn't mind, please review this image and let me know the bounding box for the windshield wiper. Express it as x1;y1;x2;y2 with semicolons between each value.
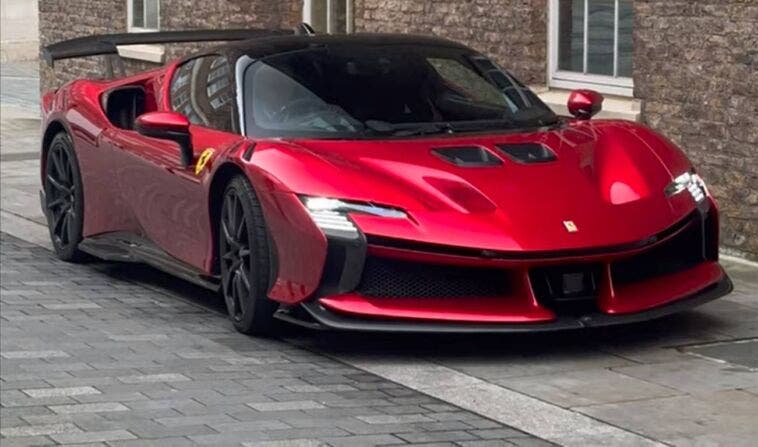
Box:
364;120;455;137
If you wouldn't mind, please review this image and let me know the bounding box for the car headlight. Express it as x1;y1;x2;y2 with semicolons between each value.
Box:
665;171;708;203
301;196;407;239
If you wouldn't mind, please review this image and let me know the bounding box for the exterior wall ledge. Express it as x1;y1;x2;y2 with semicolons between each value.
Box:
533;86;642;122
117;44;165;64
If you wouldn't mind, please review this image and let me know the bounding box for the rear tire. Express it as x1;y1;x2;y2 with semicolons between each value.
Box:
44;133;86;262
219;176;278;335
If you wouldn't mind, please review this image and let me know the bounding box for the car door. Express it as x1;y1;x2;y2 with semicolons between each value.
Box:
107;55;243;270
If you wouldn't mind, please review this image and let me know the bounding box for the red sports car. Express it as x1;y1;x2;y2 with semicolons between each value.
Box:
40;26;731;334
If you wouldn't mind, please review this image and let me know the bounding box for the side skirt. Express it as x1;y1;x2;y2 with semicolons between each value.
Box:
78;232;221;292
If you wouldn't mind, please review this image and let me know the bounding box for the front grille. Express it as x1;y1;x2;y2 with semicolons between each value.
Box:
530;264;602;314
356;256;508;298
612;214;705;284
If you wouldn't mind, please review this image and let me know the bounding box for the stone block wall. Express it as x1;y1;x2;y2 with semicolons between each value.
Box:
634;0;758;259
39;0;301;92
353;0;548;85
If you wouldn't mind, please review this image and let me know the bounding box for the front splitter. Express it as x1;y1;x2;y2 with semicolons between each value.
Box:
291;276;733;333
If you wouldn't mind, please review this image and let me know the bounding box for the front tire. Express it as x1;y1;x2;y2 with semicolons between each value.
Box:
219;176;278;335
44;132;86;262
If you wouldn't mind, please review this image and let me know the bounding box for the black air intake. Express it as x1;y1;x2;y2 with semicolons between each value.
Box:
357;256;508;298
497;143;557;163
432;146;502;167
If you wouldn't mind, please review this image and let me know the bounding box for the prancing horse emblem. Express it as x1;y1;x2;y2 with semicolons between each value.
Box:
563;220;578;233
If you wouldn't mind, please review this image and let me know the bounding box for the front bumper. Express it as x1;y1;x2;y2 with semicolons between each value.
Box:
280;202;731;332
291;274;732;333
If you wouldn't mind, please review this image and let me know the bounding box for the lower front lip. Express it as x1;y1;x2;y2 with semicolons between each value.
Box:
294;274;732;333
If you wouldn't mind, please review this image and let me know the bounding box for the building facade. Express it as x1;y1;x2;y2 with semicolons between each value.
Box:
1;0;39;61
39;0;758;260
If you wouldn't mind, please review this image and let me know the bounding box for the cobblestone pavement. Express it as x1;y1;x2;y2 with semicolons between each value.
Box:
1;61;757;446
0;233;550;447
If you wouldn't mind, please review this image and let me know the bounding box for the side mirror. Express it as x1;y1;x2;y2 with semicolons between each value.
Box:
567;89;604;120
135;111;193;167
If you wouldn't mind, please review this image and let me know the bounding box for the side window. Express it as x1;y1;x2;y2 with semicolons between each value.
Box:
170;56;235;132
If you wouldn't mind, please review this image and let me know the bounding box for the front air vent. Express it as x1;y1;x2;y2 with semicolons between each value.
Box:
357;256;509;298
497;143;557;164
432;146;502;167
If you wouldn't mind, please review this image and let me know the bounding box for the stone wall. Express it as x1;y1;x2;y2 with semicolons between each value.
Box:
634;0;758;260
353;0;547;85
39;0;301;92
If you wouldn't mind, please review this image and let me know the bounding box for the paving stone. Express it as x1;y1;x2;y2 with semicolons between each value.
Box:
459;441;517;447
496;368;679;408
0;232;547;446
322;434;403;446
48;402;130;414
1;350;69;359
357;414;433;424
0;422;81;437
50;429;137;443
577;390;758;446
109;437;198;447
22;386;101;398
470;428;526;439
611;358;758;394
0;435;57;447
396;430;478;443
155;413;237;427
117;373;190;384
247;400;326;411
242;440;326;447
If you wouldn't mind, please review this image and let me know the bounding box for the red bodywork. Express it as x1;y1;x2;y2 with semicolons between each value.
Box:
40;57;730;330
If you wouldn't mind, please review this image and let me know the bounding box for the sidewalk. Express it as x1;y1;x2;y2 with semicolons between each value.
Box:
1;61;757;447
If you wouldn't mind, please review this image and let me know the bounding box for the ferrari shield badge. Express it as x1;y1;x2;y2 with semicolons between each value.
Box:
563;220;578;233
195;148;215;175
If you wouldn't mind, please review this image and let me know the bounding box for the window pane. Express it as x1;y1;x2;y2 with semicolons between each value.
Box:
331;0;347;34
557;0;584;72
310;0;327;33
308;0;350;33
586;0;614;76
144;0;159;29
132;0;144;28
617;0;633;77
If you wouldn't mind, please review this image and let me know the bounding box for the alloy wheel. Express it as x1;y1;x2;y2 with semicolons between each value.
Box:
45;143;78;248
220;190;253;322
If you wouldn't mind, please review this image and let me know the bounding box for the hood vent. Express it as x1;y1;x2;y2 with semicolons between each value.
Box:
432;146;502;167
497;143;557;164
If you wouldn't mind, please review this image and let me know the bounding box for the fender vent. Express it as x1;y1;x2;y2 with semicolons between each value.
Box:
497;143;557;164
432;146;502;167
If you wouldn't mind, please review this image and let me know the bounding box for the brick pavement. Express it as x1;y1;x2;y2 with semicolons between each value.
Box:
0;232;551;446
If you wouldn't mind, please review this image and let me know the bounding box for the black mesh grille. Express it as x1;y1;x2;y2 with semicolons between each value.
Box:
356;257;508;298
611;214;705;284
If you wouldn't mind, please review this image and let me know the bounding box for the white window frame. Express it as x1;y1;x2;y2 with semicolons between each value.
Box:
548;0;633;97
127;0;160;32
303;0;354;34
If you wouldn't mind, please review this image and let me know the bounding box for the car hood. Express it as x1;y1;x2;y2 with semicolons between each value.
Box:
261;120;698;252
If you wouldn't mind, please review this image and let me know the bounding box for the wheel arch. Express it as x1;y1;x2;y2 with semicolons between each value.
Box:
40;120;69;182
207;162;248;274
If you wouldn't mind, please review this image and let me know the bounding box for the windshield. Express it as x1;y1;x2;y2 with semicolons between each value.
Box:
241;44;558;138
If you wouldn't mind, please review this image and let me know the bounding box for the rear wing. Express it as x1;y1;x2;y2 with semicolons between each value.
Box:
42;24;315;75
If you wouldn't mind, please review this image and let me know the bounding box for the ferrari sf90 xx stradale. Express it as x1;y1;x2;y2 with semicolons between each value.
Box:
40;25;731;334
